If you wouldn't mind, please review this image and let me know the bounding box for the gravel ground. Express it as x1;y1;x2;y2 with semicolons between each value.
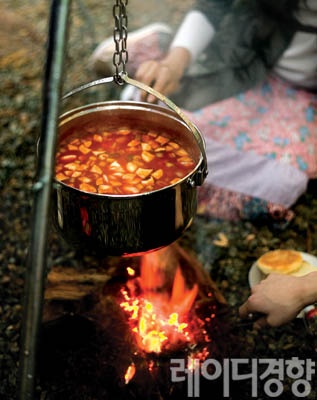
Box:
0;1;316;399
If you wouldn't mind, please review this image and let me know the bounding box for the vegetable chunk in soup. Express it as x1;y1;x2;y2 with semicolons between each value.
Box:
55;127;195;195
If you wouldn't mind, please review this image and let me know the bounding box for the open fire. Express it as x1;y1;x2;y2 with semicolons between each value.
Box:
116;244;225;357
40;242;232;399
119;265;199;353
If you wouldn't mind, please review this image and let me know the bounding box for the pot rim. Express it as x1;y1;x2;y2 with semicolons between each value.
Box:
54;169;198;199
56;100;207;198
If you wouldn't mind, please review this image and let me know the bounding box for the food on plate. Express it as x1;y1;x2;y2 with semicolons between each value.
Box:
55;126;195;195
257;249;303;275
291;261;317;277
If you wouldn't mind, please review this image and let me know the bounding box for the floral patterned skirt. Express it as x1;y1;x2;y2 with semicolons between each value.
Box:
185;77;317;222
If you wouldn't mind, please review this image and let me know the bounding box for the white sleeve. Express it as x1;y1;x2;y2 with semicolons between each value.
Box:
170;10;215;63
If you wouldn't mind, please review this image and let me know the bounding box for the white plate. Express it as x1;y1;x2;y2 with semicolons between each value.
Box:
248;252;317;318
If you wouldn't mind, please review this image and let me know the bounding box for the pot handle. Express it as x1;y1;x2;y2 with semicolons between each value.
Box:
123;75;208;186
63;75;208;186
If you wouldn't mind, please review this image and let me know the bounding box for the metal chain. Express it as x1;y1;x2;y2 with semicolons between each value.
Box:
113;0;128;84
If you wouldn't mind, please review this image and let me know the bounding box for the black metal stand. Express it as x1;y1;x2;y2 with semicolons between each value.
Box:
18;1;71;398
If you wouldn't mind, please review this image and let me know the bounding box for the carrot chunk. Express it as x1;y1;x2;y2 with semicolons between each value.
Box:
152;169;163;180
93;134;103;142
91;164;103;174
98;185;113;194
136;167;153;179
60;154;76;163
80;183;97;192
79;144;91;154
155;135;169;145
141;151;155;163
126;162;137;173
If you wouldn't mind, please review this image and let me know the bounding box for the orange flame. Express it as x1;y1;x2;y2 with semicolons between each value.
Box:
124;362;136;384
120;258;199;353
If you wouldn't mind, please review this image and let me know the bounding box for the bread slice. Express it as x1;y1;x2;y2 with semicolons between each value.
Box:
257;249;303;275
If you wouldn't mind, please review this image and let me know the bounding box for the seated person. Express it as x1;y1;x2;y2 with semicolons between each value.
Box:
90;0;317;223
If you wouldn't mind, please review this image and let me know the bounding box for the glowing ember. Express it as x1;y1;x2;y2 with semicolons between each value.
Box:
119;247;207;354
124;363;136;384
120;286;196;353
127;267;136;277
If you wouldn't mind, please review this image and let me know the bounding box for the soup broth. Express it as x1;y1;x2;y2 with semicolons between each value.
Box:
55;126;196;195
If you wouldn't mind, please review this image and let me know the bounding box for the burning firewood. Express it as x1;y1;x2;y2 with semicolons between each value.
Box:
40;243;233;399
44;243;227;346
114;242;227;354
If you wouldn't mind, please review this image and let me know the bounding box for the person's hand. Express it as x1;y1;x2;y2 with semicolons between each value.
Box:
134;47;191;103
239;273;308;329
135;60;181;102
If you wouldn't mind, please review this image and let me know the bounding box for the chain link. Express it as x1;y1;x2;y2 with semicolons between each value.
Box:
113;0;128;84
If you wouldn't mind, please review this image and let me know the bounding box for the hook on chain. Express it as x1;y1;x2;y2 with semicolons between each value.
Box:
113;0;128;84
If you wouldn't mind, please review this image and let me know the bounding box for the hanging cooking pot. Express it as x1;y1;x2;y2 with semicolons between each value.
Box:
52;75;208;256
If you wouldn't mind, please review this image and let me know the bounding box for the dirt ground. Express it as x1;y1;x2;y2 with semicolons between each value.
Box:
0;0;194;92
1;1;317;399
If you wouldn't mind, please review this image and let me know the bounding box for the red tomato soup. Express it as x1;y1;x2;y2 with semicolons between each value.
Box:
55;126;195;195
